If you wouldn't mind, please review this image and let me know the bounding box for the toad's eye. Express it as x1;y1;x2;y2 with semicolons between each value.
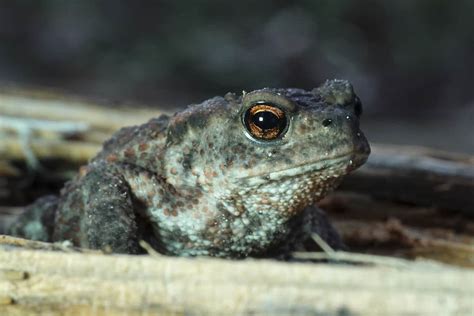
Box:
244;104;287;140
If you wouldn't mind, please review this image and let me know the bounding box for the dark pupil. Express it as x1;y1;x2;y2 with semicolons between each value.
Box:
253;111;281;130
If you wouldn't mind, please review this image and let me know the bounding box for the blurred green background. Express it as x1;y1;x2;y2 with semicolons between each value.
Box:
0;1;472;153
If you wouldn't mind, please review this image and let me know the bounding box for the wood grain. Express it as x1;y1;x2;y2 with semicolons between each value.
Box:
0;244;473;316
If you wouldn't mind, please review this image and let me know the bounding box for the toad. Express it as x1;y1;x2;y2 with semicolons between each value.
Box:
9;80;370;258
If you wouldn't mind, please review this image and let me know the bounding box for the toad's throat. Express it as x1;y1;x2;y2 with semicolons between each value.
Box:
236;153;359;186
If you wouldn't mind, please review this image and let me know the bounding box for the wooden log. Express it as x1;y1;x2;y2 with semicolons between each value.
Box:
0;244;473;316
319;192;474;267
0;138;99;166
0;88;167;132
340;144;474;214
0;89;170;184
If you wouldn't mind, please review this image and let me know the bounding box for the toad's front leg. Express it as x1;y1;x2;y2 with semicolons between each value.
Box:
53;163;144;254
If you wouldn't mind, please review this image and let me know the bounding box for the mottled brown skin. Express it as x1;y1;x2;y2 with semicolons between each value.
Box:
9;80;370;258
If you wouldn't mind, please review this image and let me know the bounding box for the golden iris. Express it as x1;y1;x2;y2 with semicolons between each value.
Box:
244;104;287;140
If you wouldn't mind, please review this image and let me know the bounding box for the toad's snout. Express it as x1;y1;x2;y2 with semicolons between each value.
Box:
345;114;370;170
312;109;370;171
349;130;370;171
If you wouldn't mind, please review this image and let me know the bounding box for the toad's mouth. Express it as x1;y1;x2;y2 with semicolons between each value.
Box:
236;152;367;186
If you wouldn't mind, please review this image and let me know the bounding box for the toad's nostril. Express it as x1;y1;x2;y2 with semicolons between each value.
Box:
322;118;333;127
